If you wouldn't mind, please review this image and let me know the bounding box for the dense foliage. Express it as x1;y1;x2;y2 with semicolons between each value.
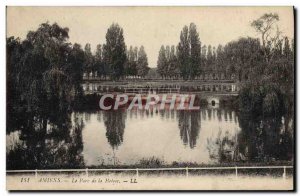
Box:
7;23;84;133
125;45;150;78
7;13;294;138
155;14;294;128
7;22;150;133
83;24;150;79
6;13;294;168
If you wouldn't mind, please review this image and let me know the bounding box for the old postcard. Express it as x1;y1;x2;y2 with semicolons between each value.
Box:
6;6;294;191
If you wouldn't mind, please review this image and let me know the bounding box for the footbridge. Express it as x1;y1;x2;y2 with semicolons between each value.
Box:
81;80;239;105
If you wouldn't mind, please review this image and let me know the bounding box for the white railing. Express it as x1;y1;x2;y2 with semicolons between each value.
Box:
6;166;293;179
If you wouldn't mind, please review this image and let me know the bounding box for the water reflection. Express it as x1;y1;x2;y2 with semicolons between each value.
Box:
7;112;85;169
207;130;238;162
177;110;201;148
237;114;293;162
206;112;294;164
7;105;293;168
103;110;126;149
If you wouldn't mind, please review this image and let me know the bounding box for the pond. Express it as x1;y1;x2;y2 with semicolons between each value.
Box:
6;103;293;169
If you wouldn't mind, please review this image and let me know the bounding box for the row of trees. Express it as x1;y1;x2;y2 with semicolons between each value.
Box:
7;13;294;133
83;24;149;80
156;42;227;80
156;22;246;80
7;22;149;133
156;13;294;133
156;17;294;84
157;45;180;79
157;23;201;80
125;45;149;77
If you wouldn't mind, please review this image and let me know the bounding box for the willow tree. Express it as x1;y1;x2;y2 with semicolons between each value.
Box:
7;22;78;134
236;12;294;124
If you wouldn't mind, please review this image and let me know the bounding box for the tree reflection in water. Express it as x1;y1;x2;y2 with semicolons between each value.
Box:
7;105;294;169
103;110;127;150
207;112;294;163
7;112;85;169
237;113;293;162
177;110;201;149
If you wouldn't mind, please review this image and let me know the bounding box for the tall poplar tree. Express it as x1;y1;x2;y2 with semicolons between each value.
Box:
177;23;201;80
157;45;168;78
84;43;94;74
177;25;190;80
137;46;149;77
189;23;201;78
103;23;127;80
168;45;179;79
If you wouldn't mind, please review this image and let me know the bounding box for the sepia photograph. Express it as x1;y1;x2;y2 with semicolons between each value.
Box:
6;6;295;191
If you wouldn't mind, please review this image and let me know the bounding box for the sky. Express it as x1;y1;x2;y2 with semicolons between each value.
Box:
7;6;294;67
